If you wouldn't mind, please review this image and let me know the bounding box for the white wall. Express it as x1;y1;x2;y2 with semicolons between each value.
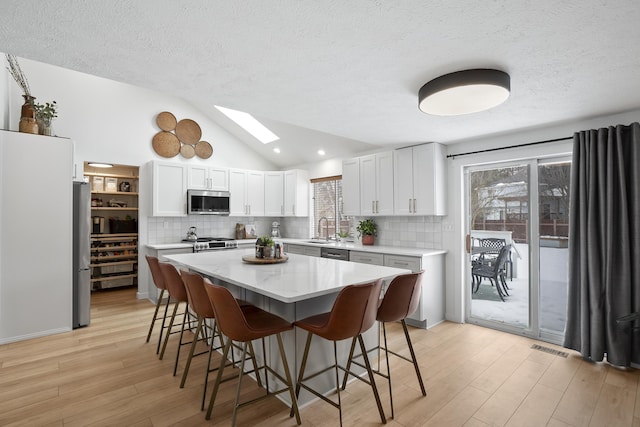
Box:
6;57;276;171
4;56;281;301
443;109;640;324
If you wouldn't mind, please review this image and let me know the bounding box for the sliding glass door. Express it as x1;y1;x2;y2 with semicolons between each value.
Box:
537;159;571;342
466;157;570;343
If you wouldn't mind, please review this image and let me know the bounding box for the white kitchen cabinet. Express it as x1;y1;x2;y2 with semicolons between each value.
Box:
187;165;228;191
284;244;321;257
284;169;309;217
152;161;187;216
1;131;73;343
264;171;284;216
359;151;394;216
394;143;446;216
146;246;193;303
349;251;384;266
341;157;360;215
229;169;265;216
383;253;445;328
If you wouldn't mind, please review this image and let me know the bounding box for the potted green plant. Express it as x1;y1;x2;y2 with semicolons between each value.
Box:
356;219;377;245
256;235;275;258
33;100;57;136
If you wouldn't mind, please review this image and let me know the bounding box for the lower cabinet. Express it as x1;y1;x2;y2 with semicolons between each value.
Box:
349;251;384;266
284;244;321;257
351;251;445;328
146;246;193;302
383;254;445;329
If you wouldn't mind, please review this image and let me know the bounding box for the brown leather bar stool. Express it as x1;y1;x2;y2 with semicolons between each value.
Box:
158;262;196;376
179;271;261;411
292;280;386;426
144;255;171;354
204;283;301;426
344;271;427;419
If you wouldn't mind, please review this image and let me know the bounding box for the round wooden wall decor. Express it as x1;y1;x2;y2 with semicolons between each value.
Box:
175;119;202;144
195;141;213;159
153;112;211;159
156;111;177;131
180;144;196;158
152;131;180;158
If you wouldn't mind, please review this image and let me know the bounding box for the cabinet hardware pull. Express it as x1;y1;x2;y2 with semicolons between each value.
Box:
413;198;417;213
409;198;412;213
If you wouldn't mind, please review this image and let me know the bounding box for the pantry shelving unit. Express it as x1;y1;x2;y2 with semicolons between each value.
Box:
85;163;139;291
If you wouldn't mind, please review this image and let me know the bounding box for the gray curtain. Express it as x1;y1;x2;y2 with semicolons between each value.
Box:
563;122;640;366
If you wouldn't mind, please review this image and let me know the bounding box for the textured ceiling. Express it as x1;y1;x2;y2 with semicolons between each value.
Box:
2;0;640;167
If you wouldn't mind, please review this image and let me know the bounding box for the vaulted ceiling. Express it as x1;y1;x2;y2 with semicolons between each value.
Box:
2;1;639;167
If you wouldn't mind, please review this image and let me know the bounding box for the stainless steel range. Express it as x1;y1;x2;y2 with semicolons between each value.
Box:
183;237;238;252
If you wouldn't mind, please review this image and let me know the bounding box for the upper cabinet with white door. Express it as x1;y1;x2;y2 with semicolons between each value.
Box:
341;157;361;216
359;151;394;216
393;143;446;216
187;165;228;191
229;169;265;216
284;169;309;217
264;171;284;216
152;161;187;216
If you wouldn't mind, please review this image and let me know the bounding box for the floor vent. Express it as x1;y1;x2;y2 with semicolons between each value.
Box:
531;344;569;358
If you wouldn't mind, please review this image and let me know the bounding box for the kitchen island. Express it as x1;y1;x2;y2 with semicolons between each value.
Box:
164;248;410;406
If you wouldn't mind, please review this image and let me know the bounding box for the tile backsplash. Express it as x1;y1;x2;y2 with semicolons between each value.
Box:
363;216;443;249
147;215;442;248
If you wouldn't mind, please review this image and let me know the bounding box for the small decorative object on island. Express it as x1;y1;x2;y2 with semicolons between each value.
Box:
34;101;57;136
5;54;38;134
356;218;377;245
255;235;274;259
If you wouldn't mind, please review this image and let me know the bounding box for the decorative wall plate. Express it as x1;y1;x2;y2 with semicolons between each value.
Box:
152;131;180;157
195;141;213;159
175;119;202;144
156;111;177;131
180;144;196;158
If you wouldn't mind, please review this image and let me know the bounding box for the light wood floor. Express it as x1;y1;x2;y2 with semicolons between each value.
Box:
1;287;639;427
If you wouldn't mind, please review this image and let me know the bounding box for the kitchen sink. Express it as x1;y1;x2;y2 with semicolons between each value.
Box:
305;240;329;244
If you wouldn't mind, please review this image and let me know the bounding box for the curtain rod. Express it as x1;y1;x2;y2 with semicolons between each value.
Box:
446;136;573;159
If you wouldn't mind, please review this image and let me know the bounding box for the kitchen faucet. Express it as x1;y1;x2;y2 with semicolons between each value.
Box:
317;217;330;241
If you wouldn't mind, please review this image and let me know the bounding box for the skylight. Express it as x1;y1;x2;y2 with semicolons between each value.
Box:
215;105;279;144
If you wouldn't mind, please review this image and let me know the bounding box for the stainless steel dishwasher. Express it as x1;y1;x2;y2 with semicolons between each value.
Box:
320;247;350;261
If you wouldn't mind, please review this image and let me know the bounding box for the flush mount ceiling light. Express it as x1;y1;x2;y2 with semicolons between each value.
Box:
87;162;113;168
418;69;510;116
215;105;279;144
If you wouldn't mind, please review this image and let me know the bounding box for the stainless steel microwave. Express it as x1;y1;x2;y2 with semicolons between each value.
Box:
187;189;230;215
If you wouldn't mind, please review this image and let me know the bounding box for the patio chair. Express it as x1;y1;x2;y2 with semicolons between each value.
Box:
472;244;511;302
478;238;513;281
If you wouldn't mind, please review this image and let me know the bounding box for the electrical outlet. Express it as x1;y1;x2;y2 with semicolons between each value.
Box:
442;223;454;232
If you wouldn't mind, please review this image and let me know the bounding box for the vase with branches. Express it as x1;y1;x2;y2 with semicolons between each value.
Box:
5;54;38;134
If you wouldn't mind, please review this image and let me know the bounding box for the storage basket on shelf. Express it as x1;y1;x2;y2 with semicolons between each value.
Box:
109;218;137;233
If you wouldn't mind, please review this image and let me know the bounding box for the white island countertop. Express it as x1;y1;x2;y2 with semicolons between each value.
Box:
164;248;410;304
